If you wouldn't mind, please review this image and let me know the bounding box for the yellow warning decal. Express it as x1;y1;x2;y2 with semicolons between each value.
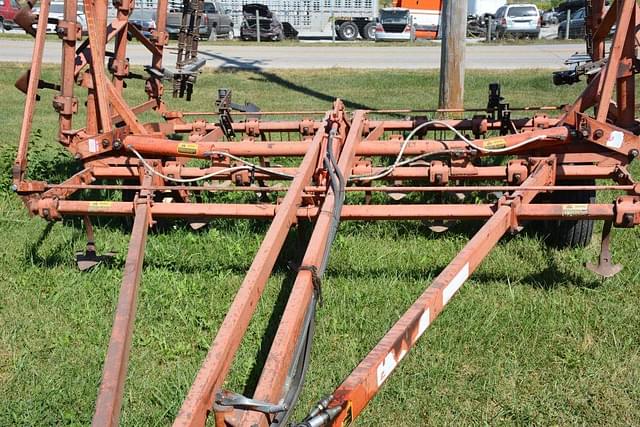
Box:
562;204;588;217
484;138;507;150
177;142;198;155
88;201;113;210
341;401;354;427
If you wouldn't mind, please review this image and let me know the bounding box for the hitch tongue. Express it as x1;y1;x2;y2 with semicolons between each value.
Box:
586;220;623;278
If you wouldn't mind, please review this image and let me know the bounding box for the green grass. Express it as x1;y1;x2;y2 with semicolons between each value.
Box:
0;65;639;426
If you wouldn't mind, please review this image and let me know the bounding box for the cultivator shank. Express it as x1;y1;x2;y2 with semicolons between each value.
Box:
11;0;640;425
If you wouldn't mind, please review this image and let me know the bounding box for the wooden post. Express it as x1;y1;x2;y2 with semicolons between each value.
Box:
439;0;468;110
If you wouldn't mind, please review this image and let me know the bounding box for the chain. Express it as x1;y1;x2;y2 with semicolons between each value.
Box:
174;0;204;99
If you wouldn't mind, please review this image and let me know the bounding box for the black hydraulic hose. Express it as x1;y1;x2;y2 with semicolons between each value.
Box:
269;130;346;426
270;295;317;426
319;130;345;276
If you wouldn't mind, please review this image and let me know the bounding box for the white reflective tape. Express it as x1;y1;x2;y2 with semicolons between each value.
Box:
606;131;624;149
376;348;409;387
376;352;397;386
415;308;431;343
442;262;469;305
88;138;98;153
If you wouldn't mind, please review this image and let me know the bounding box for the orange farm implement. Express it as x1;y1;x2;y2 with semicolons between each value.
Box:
10;0;640;425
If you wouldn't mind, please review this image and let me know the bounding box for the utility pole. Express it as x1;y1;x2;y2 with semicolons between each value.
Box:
439;0;468;110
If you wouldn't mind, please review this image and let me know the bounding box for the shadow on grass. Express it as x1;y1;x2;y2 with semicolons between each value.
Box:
23;221;71;268
239;225;309;396
24;197;605;291
196;52;377;110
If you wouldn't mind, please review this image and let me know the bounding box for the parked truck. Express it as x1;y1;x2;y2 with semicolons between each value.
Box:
392;0;507;40
219;0;378;40
393;0;441;40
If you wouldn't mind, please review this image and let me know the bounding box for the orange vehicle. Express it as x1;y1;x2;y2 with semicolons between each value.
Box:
393;0;443;39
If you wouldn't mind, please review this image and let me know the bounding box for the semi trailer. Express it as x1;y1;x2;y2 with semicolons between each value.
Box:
220;0;378;40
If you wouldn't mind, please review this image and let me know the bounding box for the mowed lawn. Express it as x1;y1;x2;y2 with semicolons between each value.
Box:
0;64;639;426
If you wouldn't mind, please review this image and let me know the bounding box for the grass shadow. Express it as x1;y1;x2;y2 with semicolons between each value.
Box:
241;227;308;396
197;53;376;110
23;221;72;268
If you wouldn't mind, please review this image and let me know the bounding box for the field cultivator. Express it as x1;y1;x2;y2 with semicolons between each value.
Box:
10;0;640;425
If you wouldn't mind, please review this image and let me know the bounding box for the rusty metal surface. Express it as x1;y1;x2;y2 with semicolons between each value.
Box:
92;176;153;427
9;0;640;425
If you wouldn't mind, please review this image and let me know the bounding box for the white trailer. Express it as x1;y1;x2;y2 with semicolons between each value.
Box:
219;0;379;40
467;0;506;18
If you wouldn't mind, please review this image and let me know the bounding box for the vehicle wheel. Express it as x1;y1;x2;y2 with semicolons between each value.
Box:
536;179;596;248
557;28;565;39
362;22;375;40
337;21;358;41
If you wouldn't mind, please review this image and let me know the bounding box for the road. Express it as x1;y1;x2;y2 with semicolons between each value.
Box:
0;39;583;70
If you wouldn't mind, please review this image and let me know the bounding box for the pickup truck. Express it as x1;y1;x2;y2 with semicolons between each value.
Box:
203;1;233;39
0;0;21;31
167;1;233;40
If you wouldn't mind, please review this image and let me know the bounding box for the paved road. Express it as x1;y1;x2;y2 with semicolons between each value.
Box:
0;39;583;69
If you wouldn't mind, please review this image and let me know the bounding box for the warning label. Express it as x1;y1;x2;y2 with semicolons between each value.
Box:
88;201;113;211
562;204;588;217
177;142;198;155
484;138;507;150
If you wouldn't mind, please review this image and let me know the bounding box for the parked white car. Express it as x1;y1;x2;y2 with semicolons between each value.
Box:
492;3;540;39
375;8;414;42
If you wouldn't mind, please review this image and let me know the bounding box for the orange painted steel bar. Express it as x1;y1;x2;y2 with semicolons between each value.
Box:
93;181;152;427
166;117;558;134
595;0;635;123
42;184;635;194
173;121;327;427
322;160;555;426
86;164;620;182
47;201;617;222
238;110;367;427
83;0;112;134
328;205;513;425
14;0;50;182
169;120;320;133
181;106;562;117
10;0;640;425
58;0;77;138
123;126;568;160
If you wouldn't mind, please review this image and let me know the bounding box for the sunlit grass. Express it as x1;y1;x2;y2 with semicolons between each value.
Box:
0;65;638;425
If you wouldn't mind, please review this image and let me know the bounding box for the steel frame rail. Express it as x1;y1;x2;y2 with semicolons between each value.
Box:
9;0;640;426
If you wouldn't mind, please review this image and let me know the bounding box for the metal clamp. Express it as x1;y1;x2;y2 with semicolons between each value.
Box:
298;264;323;306
215;390;287;414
